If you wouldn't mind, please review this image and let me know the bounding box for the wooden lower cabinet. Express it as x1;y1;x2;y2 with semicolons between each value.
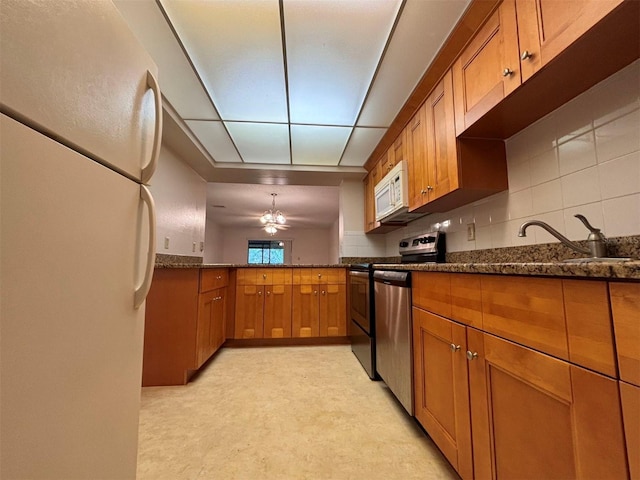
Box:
292;283;346;338
234;284;292;339
466;328;628;479
413;307;473;479
195;287;226;368
143;268;228;386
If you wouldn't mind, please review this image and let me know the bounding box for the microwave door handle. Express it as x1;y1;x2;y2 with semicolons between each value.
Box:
390;181;396;206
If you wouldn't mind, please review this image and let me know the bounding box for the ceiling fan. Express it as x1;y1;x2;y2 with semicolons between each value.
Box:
259;193;289;236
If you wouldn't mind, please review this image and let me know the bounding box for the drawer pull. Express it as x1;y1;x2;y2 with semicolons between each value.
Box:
450;344;461;352
466;351;478;361
521;50;533;60
502;68;514;77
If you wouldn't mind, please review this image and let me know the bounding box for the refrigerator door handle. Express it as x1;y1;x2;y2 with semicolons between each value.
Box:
134;185;156;309
141;70;162;185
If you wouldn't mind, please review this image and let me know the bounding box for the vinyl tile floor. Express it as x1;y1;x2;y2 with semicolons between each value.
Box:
136;345;460;480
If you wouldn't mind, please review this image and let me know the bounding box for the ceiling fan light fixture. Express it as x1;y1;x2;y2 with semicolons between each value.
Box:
264;224;278;235
260;193;286;235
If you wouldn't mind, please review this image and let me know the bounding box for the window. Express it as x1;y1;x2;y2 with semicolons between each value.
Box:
247;240;285;265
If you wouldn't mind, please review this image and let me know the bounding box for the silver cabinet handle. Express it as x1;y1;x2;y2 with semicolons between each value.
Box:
521;50;533;60
314;290;318;295
450;344;461;352
317;273;322;278
141;70;162;185
267;291;271;296
420;189;426;194
134;185;156;309
426;185;433;191
466;351;478;361
258;291;262;296
502;68;514;77
263;274;267;279
322;291;326;295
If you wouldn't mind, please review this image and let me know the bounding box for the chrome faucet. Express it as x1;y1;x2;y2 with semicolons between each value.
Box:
518;214;608;258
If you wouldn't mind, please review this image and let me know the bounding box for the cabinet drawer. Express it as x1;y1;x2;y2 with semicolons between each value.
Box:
293;268;345;285
236;268;292;286
481;275;568;360
200;268;228;292
611;282;640;386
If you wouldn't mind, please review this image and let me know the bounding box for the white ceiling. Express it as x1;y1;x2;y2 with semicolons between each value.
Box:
113;0;471;228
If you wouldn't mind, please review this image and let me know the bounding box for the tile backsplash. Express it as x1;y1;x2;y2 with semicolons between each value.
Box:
382;59;640;257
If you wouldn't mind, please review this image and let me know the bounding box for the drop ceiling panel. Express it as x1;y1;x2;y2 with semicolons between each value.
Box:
357;0;471;127
185;120;242;163
284;0;402;125
113;0;219;120
291;125;352;166
161;0;288;123
225;122;290;164
340;127;387;166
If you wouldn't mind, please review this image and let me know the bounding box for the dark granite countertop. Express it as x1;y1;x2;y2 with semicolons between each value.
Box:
155;262;348;269
371;260;640;280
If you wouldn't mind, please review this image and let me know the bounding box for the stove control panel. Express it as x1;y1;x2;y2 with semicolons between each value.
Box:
398;231;445;261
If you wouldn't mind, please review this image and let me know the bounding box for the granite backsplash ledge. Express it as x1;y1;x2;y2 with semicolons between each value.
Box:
155;254;203;266
446;235;640;264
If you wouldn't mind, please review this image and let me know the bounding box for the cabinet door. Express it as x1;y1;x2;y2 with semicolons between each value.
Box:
467;330;628;479
406;103;428;210
452;0;520;135
292;285;319;337
425;70;459;203
363;173;378;232
516;0;623;82
413;308;473;479
610;282;640;386
319;284;346;337
234;285;264;339
211;288;226;352
264;284;292;338
620;381;640;480
196;290;216;368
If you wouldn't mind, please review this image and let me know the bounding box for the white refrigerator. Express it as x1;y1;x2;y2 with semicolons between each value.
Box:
0;1;160;478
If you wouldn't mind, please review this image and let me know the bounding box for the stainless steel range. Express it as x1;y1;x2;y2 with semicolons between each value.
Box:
349;231;446;384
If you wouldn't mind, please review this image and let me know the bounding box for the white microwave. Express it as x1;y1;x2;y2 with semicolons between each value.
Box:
374;161;425;224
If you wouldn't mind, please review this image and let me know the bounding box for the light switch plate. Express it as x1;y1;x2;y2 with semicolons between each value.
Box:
467;223;476;241
164;237;170;249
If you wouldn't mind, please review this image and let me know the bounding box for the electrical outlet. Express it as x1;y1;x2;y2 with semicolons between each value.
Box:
467;223;476;241
164;237;170;249
192;242;196;252
200;241;205;252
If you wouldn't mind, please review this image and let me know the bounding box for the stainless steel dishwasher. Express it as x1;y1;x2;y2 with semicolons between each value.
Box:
373;270;413;415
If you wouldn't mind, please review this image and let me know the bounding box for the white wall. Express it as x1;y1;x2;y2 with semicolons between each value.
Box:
204;218;224;263
384;59;640;256
219;226;331;264
149;145;207;256
329;218;340;264
340;179;386;258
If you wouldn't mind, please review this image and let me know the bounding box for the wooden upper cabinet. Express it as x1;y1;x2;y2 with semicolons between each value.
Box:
406;103;428;211
452;0;520;136
467;329;628;480
425;70;458;204
516;0;624;82
406;71;507;214
610;282;640;386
